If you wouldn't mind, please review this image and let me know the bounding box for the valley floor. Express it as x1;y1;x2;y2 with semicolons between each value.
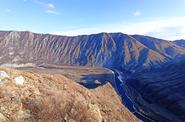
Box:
16;65;115;89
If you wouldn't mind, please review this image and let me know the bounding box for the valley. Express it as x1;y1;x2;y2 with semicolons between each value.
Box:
1;0;185;121
0;30;185;121
16;65;154;121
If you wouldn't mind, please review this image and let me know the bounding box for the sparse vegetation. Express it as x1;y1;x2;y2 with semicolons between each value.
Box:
0;67;139;122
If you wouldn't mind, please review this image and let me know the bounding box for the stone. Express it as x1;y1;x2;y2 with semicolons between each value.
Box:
14;75;25;86
0;71;9;79
0;113;8;122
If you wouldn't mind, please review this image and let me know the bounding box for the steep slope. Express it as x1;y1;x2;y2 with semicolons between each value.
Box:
0;67;139;122
126;59;185;122
0;31;180;70
1;31;185;122
132;35;185;58
174;39;185;48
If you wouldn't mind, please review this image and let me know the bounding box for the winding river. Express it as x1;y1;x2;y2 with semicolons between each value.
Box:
112;70;155;122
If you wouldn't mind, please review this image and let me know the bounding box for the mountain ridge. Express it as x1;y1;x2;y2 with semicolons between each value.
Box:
174;39;185;48
1;30;185;122
0;30;184;71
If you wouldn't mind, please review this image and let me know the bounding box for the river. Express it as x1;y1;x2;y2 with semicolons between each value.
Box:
112;70;155;122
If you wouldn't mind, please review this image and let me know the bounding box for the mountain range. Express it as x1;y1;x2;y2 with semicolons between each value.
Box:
0;30;185;122
0;30;185;70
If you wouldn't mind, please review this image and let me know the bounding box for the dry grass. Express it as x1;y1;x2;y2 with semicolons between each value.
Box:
0;67;139;122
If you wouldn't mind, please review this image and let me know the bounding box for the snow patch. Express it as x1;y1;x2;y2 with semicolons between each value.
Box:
14;76;25;86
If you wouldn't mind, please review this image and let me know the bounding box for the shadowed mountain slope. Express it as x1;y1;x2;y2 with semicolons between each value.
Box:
174;39;185;48
126;59;185;122
132;35;185;58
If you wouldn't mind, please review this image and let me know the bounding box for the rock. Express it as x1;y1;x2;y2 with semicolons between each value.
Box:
87;103;102;122
14;75;25;86
17;109;31;120
0;113;8;122
94;80;101;85
0;71;9;79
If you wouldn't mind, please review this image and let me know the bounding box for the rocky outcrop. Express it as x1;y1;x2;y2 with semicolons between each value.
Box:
0;67;139;122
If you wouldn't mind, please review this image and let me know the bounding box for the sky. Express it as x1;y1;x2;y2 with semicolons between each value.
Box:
0;0;185;40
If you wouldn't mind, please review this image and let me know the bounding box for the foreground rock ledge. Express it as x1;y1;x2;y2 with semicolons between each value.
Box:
0;67;139;122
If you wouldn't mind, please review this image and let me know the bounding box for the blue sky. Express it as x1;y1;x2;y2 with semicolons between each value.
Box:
0;0;185;40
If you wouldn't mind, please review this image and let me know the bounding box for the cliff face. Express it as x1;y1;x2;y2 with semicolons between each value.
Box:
0;31;184;70
0;67;139;122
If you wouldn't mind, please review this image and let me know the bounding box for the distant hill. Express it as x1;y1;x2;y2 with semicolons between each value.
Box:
0;31;184;70
174;39;185;48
